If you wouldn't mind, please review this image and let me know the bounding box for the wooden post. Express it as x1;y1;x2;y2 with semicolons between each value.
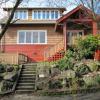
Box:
92;21;97;35
63;22;67;51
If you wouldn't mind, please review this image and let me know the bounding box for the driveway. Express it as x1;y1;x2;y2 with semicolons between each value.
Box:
0;92;100;100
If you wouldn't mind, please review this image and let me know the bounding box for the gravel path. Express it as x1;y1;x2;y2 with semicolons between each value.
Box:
0;92;100;100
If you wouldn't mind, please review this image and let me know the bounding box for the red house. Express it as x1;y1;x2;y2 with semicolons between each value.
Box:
0;5;100;64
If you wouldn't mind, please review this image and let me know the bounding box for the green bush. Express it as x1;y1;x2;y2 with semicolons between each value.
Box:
77;35;99;59
57;50;76;70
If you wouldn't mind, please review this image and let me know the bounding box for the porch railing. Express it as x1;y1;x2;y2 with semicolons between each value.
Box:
0;53;28;64
44;39;64;61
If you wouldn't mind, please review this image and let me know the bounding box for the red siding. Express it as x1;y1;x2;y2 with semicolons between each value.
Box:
95;50;100;61
1;45;52;62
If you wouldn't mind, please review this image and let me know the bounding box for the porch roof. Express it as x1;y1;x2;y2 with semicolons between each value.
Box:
55;5;100;31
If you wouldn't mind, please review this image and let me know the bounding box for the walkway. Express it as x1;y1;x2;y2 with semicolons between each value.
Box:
0;92;100;100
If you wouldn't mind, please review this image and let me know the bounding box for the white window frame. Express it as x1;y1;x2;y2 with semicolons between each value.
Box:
32;10;60;20
17;30;47;44
14;10;28;20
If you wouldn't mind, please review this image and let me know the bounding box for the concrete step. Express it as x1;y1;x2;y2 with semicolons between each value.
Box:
19;77;36;80
22;69;36;71
21;72;36;75
15;89;35;93
20;73;36;76
18;83;35;86
22;68;36;71
18;80;35;83
16;86;35;90
21;70;36;72
15;63;37;93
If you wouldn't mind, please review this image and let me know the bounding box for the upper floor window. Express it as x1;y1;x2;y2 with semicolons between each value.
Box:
14;10;28;20
32;10;60;20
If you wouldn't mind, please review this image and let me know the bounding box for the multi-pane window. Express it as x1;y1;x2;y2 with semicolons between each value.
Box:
32;10;60;20
67;31;84;45
14;10;28;20
18;31;25;43
18;30;47;44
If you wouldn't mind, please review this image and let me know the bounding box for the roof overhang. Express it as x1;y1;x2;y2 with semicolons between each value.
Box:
3;7;66;12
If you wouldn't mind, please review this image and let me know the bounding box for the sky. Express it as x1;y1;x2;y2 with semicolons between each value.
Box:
0;0;77;19
0;0;99;19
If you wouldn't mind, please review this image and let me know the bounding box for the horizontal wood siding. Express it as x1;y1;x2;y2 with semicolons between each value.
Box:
2;24;63;45
1;24;63;62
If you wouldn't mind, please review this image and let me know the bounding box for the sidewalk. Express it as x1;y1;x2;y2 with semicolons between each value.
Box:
0;92;100;100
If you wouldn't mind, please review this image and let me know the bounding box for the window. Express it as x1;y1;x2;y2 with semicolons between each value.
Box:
51;11;55;19
33;11;38;19
26;32;31;43
18;32;25;43
33;32;38;43
40;32;46;43
67;30;84;45
14;10;28;20
18;30;47;44
38;11;41;19
32;10;60;20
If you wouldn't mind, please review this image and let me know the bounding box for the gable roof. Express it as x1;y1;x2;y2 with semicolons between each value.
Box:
56;5;93;24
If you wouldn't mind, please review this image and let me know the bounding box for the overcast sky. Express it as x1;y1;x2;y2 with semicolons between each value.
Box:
0;0;78;19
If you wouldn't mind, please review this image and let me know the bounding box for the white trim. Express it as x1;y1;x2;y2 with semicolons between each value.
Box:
17;30;47;45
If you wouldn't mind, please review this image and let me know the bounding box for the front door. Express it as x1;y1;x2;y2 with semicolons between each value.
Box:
67;30;84;46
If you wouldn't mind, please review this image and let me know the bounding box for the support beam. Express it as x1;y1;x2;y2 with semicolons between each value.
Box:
63;22;67;51
92;21;97;35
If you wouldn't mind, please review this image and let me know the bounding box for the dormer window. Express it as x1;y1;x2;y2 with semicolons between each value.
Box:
32;10;60;20
14;10;28;20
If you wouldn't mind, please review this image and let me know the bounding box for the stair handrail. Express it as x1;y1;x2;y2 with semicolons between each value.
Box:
44;39;64;61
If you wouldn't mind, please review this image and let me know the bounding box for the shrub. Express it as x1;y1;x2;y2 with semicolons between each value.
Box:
74;62;90;76
83;76;99;87
77;35;99;59
87;61;99;72
57;50;76;70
